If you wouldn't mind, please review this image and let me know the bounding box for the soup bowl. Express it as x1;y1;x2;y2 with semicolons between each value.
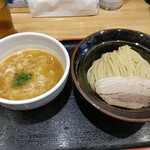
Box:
0;32;70;110
71;28;150;122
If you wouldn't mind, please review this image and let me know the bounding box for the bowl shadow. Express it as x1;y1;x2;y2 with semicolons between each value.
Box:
0;73;72;125
73;85;144;138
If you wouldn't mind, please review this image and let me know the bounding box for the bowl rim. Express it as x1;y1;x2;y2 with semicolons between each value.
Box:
71;28;150;123
0;32;70;105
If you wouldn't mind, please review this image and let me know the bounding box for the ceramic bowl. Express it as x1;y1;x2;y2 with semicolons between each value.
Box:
71;29;150;122
0;32;70;110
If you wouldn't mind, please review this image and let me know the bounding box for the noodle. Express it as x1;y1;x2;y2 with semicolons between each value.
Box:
87;45;150;91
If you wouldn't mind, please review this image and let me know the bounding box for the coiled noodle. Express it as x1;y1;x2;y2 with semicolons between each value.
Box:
87;45;150;91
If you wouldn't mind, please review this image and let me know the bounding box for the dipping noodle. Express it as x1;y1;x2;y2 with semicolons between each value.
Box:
87;45;150;91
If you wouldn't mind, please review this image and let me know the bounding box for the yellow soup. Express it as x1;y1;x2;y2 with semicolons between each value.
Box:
0;49;64;100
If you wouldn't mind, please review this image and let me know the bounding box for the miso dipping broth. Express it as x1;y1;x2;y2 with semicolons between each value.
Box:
0;49;64;100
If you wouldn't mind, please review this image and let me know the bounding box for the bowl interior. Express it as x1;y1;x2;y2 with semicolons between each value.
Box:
0;32;67;68
72;29;150;122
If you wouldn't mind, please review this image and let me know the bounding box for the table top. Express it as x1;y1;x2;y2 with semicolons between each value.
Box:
10;0;150;40
7;1;150;150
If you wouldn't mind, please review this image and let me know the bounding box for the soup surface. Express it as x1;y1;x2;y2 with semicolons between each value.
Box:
0;49;64;100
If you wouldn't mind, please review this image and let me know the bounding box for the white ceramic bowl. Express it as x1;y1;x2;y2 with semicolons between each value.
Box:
0;32;70;110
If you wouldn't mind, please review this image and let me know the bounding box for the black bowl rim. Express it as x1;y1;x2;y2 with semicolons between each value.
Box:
71;28;150;123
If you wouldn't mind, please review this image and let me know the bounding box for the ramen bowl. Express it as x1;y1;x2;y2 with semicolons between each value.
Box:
0;32;70;110
71;28;150;122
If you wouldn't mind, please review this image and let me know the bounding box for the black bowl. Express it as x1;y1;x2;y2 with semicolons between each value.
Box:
71;28;150;122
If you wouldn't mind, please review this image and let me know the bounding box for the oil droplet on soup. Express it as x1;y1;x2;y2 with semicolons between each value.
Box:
0;49;64;100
